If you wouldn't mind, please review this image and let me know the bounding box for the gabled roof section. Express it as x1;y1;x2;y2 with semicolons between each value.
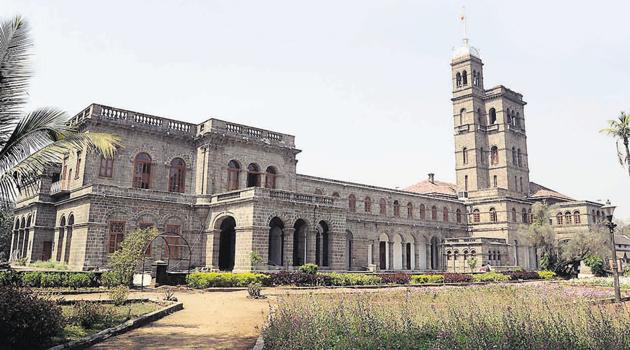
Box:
529;181;574;202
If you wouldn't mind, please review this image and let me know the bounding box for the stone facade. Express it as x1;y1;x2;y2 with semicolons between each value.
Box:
8;39;606;273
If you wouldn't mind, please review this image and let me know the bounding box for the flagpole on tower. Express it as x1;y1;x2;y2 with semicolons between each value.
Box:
460;5;469;47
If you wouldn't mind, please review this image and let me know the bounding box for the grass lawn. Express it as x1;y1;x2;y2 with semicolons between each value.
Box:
263;283;630;350
51;302;161;345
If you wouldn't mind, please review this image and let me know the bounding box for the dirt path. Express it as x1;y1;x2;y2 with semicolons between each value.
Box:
81;289;271;350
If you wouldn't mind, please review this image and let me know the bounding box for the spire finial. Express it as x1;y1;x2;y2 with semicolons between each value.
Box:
460;5;469;46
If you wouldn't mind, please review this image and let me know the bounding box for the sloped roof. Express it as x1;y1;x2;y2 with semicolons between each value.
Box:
529;181;574;201
404;179;457;196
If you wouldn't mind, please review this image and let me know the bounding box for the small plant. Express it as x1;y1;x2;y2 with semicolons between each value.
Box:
108;285;129;306
411;274;444;284
584;255;606;277
72;301;110;328
21;271;42;287
163;288;177;302
40;272;65;288
247;282;264;299
299;263;318;275
467;257;478;271
65;273;92;289
100;270;124;288
0;270;19;286
14;257;27;266
537;270;556;280
250;251;263;270
472;271;510;283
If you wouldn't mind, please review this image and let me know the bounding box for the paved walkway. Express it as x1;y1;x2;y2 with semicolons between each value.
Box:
74;289;271;350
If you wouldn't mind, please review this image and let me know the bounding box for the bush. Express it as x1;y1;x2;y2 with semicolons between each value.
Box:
380;273;410;284
248;282;263;299
71;300;110;328
29;260;68;270
0;270;20;286
411;274;444;284
268;271;331;287
100;271;124;288
472;271;510;283
109;285;129;306
186;272;270;288
66;273;92;289
442;273;472;283
21;271;42;287
299;263;318;274
322;273;381;286
0;287;64;349
584;256;606;277
40;272;65;288
503;271;540;281
538;270;556;280
108;227;160;286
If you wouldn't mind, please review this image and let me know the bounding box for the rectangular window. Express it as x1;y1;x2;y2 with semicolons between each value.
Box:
99;156;114;177
75;151;82;179
108;221;125;253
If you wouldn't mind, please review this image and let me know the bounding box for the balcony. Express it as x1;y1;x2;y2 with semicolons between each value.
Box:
49;181;69;197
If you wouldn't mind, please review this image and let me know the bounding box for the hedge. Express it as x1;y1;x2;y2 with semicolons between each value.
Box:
186;272;270;288
0;271;96;289
411;274;444;284
503;271;541;281
472;271;510;283
538;270;556;280
321;273;381;286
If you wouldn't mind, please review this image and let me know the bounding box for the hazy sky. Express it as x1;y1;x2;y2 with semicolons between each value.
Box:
5;1;630;219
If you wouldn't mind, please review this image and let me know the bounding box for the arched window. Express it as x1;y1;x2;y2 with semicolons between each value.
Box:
364;197;372;213
515;112;521;128
512;147;517;165
506;109;512;124
489;108;497;124
443;207;449;222
490;146;499;165
431;206;438;220
168;158;186;193
227;160;240;191
456;72;462;87
247;163;261;187
556;212;563;225
565;211;572;225
419;204;426;220
493;175;498;188
517;149;523;167
512;208;517;222
447;251;452;260
133;152;152;189
464;175;468;191
479;147;485;164
596;210;601;223
454;250;459;260
489;208;497;222
592;210;596;223
314;189;323;195
574;211;581;224
462;147;468;164
99;155;114;177
265;166;277;189
472;70;477;85
407;202;413;218
528;209;532;223
348;194;356;213
462;70;468;85
379;198;387;215
463;250;468;261
456;209;462;223
473;209;480;223
459;108;466;125
522;208;528;223
332;192;340;198
477;108;484;125
393;200;400;217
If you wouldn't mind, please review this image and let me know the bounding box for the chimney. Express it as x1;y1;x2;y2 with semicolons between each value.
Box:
428;173;435;184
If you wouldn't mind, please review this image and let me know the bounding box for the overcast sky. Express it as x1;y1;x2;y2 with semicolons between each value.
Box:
5;1;630;219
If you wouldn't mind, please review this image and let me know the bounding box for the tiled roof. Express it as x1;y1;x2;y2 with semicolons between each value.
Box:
529;181;574;201
404;180;457;196
616;234;630;246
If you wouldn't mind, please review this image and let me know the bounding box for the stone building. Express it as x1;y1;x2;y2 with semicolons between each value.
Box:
8;38;605;272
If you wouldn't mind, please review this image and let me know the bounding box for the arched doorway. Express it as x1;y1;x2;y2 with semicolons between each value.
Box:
379;233;389;270
316;221;329;267
247;163;261;187
268;217;284;267
64;215;74;263
293;219;307;266
346;230;353;270
218;217;236;271
430;236;439;270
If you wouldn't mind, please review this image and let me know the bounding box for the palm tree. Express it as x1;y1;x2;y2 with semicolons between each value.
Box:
0;16;119;200
601;111;630;176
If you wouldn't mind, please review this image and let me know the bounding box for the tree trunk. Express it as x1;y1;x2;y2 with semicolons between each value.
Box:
624;136;630;176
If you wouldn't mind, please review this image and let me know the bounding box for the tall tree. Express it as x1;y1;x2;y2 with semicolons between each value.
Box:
600;111;630;175
0;16;119;200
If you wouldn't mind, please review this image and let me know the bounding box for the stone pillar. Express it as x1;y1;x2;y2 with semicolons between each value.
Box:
9;232;17;261
204;229;220;269
388;241;394;270
306;229;317;264
283;228;294;268
372;240;379;268
416;242;426;270
426;243;431;270
401;243;407;270
234;227;253;271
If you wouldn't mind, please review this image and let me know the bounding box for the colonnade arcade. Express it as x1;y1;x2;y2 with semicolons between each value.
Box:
369;233;441;271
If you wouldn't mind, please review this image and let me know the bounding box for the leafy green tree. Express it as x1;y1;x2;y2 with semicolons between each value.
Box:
522;202;557;267
0;16;119;199
107;227;159;286
600;111;630;175
0;208;13;261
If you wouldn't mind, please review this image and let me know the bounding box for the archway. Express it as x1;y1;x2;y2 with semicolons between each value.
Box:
392;234;403;270
346;230;353;270
293;219;307;266
218;217;236;271
379;233;389;270
268;217;284;266
430;236;439;270
316;221;329;267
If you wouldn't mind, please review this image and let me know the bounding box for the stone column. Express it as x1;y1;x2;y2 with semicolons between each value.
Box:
426;243;432;270
401;243;407;270
204;229;220;269
416;242;426;270
283;228;295;269
234;227;253;271
9;232;17;261
388;241;394;270
372;240;379;269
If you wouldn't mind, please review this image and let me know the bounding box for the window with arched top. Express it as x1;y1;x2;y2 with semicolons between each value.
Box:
574;211;581;224
592;210;596;223
407;202;413;218
517;149;523;167
493;175;498;188
512;147;517;165
511;110;516;125
379;198;387;215
348;194;356;213
462;70;468;85
447;251;452;260
515;112;521;128
506;109;512;124
431;206;437;220
443;207;449;222
557;212;563;225
489;208;497;222
419;204;426;220
247;163;261;187
489;108;497;124
512;208;517;223
473;209;480;223
459;108;466;125
472;70;477;85
522;208;528;223
393;200;400;217
364;197;372;213
479;147;485;164
528;209;532;223
565;211;572;225
227;160;240;191
490;146;499;165
265;166;277;189
456;72;462;87
596;210;601;223
332;192;340;198
168;158;186;193
462;147;468;164
133;152;152;189
456;209;462;223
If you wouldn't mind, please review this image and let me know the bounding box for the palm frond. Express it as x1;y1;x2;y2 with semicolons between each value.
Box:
0;16;33;139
